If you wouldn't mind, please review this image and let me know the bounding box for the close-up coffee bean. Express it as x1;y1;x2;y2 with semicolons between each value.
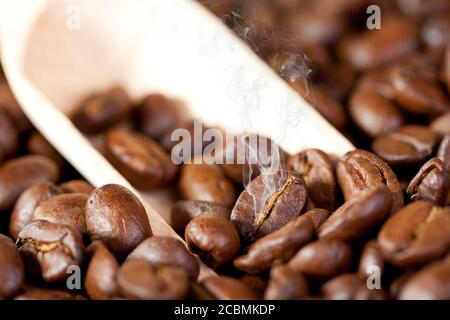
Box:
200;276;258;300
358;240;384;280
303;208;331;231
321;273;388;300
59;180;94;194
264;265;309;300
0;234;24;299
430;112;450;136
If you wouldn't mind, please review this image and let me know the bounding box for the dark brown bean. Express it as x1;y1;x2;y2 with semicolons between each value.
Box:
390;271;415;299
0;110;18;162
0;234;24;299
179;163;237;208
234;215;314;274
201;276;258;300
318;186;392;242
231;170;308;241
0;155;59;211
85;184;152;259
288;239;352;279
240;274;267;297
356;68;396;99
185;214;240;268
105;129;177;190
430;112;450;136
437;135;450;168
303;208;331;230
322;273;387;300
16;220;84;283
127;236;199;280
287;149;336;211
59;180;94;194
118;259;189;300
264;265;309;300
358;240;384;280
9;182;61;240
378;201;450;267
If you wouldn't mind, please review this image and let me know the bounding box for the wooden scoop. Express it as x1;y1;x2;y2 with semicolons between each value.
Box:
0;0;354;279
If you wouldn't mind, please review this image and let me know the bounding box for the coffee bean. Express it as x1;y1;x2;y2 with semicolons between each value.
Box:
318;186;392;242
15;287;86;300
0;155;59;211
406;157;450;205
303;208;331;230
201;276;258;300
231;171;308;241
336;150;403;213
127;236;199;280
234;215;314;274
378;201;450;267
390;271;414;299
59;180;94;194
288;239;352;279
321;273;387;300
437;135;450;168
170;200;231;235
287;149;336;211
9;182;61;240
85;241;119;300
264;265;309;300
71;87;131;135
32;193;89;236
358;240;384;280
390;65;450;116
185;214;240;268
0;110;18;162
117;258;189;300
16;220;84;282
85;184;152;259
105;129;177;190
179;163;237;208
349;90;404;138
356;68;396;100
240;274;267;297
399;256;450;300
430;112;450;136
26;132;65;168
0;234;24;299
372;125;438;167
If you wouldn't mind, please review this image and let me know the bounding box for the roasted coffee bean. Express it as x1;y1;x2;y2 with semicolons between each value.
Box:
390;271;414;299
179;163;237;208
16;220;84;282
86;184;152;259
15;287;86;300
185;214;240;268
9;182;61;240
390;65;450;116
336;150;403;213
240;275;267;297
85;241;119;300
0;81;31;133
0;155;59;211
303;208;331;230
349;90;404;138
437;135;450;169
358;240;384;280
321;273;387;300
399;257;450;300
59;180;94;194
234;215;314;274
71;87;131;135
406;157;450;205
372;125;438;167
287;149;336;211
201;276;258;300
32;193;89;236
170;200;231;235
0;110;18;162
127;236;199;280
356;68;396;99
264;265;309;300
117;258;189;300
26;132;65;168
378;201;450;267
105;129;177;190
430;112;450;136
288;239;352;279
339;16;417;70
318;186;392;242
0;234;24;299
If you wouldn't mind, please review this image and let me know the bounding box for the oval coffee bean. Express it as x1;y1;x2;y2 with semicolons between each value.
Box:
59;180;94;194
318;186;392;242
288;239;352;279
287;149;336;211
118;259;189;300
179;163;237;208
86;184;152;259
0;109;18;162
406;157;450;205
378;201;450;267
0;155;59;211
170;200;231;236
185;214;240;268
303;208;331;230
127;236;199;280
71;87;131;135
234;215;314;274
321;273;387;300
349;90;404;138
231;171;308;241
32;193;89;236
437;135;450;168
201;276;258;300
9;182;61;240
430;112;450;137
356;68;396;99
336;150;403;213
264;265;309;300
0;234;24;299
85;241;119;300
372;125;438;167
16;220;84;282
358;240;384;280
105;129;177;190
